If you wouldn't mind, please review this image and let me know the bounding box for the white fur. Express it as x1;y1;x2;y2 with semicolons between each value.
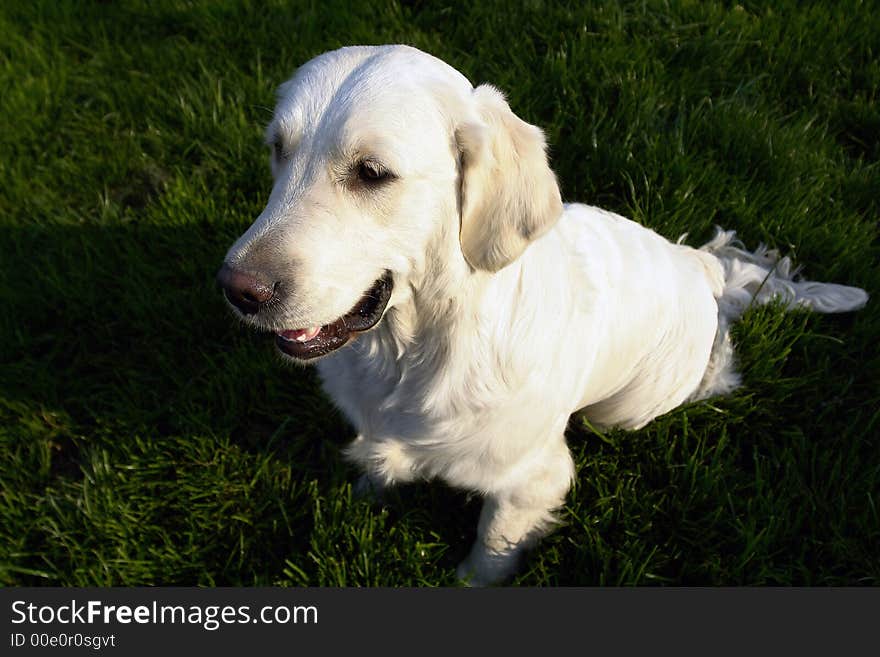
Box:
222;45;868;585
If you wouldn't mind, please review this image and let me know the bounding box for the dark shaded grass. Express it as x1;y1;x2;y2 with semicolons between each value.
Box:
0;0;877;586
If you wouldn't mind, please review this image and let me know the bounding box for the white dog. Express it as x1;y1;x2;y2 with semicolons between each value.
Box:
218;45;868;585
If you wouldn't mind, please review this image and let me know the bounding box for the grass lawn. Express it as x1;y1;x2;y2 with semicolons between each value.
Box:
1;0;878;586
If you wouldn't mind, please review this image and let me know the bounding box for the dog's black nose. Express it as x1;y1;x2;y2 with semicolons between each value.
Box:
217;263;276;315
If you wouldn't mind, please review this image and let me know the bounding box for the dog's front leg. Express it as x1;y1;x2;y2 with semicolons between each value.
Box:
456;440;574;586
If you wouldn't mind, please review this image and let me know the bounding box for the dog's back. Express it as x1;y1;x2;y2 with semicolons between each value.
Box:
543;205;868;429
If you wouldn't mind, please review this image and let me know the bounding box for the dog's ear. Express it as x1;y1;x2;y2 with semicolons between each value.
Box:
456;85;563;272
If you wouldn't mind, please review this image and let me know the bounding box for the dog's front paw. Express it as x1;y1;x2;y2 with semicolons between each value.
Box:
456;545;522;587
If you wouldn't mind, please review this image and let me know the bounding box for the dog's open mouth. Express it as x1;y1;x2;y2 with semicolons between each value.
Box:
275;271;393;360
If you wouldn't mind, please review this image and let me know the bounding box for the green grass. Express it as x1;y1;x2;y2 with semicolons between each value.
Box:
1;0;878;586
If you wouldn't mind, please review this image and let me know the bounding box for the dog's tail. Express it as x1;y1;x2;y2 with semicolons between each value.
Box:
686;227;867;401
699;228;868;318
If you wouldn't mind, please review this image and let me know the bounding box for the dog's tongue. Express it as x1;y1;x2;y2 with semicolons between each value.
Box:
279;326;322;342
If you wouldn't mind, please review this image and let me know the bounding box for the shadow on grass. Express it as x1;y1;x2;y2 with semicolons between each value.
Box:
0;219;473;585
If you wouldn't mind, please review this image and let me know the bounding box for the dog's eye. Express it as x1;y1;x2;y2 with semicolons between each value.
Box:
356;160;392;184
273;140;288;161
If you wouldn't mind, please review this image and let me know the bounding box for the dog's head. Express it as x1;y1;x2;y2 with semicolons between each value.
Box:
219;45;562;361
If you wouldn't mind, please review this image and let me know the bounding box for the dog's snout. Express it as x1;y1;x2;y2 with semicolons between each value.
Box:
217;263;276;315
